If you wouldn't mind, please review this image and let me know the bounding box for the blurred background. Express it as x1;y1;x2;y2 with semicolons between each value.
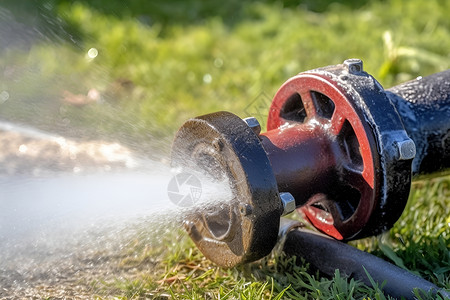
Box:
1;0;449;153
0;1;449;298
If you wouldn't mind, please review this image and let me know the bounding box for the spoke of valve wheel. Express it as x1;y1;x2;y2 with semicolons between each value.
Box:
323;199;346;229
320;194;365;235
300;91;317;118
330;108;346;136
341;167;366;194
341;166;373;214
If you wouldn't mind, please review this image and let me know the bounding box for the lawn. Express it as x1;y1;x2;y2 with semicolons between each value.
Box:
0;0;449;298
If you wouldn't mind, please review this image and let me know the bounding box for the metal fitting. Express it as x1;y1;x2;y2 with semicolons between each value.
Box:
396;138;416;160
183;220;195;234
239;203;253;216
212;138;224;151
343;58;363;74
243;117;261;135
280;192;296;216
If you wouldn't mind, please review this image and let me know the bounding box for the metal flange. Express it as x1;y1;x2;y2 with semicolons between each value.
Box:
171;60;449;266
266;59;413;239
171;111;282;267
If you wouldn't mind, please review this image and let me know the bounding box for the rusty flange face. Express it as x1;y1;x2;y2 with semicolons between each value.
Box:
171;111;282;267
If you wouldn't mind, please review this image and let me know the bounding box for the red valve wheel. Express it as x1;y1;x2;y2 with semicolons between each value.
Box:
171;60;427;266
266;73;381;240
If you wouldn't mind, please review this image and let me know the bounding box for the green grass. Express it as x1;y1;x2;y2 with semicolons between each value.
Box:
0;0;449;298
1;0;449;150
84;176;448;299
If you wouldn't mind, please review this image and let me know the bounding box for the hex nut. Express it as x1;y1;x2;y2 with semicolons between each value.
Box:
343;58;363;74
280;192;296;216
243;117;261;136
183;220;195;234
239;203;253;216
396;138;416;160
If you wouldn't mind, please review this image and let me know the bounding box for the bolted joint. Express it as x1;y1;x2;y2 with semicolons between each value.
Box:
280;192;296;216
239;203;253;216
243;117;261;136
343;58;363;74
396;138;416;160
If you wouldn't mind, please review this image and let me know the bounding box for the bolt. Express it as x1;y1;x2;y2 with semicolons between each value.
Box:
239;203;253;216
343;58;363;74
280;192;296;216
183;220;195;234
183;220;202;241
243;117;261;136
396;138;416;160
212;138;224;151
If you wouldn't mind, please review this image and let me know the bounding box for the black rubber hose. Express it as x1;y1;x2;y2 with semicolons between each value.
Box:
283;229;450;299
386;70;450;176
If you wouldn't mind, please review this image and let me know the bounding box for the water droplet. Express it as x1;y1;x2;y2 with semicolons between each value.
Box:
87;48;98;59
203;74;212;84
18;144;28;154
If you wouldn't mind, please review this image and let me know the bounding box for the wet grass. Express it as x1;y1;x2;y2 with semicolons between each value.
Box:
86;176;448;299
0;0;449;298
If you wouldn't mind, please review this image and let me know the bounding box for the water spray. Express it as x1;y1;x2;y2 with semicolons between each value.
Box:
172;59;450;298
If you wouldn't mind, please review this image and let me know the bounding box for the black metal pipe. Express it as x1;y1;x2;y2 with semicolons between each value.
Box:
386;70;450;176
283;228;450;299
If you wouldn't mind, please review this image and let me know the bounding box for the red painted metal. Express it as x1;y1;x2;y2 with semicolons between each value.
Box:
172;61;450;267
264;74;378;239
